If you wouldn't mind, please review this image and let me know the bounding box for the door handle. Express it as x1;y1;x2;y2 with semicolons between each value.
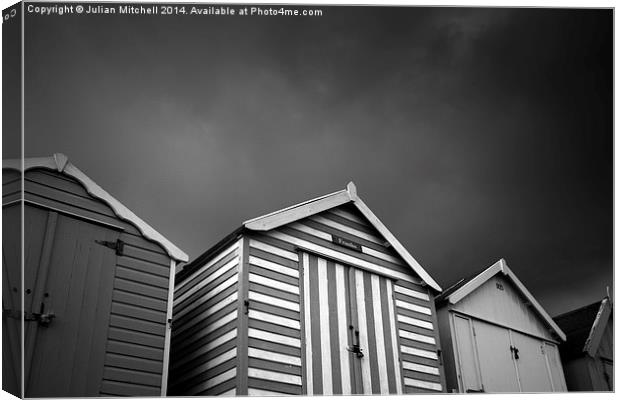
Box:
347;326;364;358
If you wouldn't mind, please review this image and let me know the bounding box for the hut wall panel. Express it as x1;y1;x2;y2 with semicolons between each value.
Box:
250;204;443;394
245;238;302;395
395;280;443;393
451;275;555;341
16;169;175;396
169;241;241;395
100;237;173;395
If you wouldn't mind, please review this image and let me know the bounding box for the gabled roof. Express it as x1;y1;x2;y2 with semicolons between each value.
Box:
3;153;189;262
437;258;566;341
554;297;613;359
243;182;441;292
181;182;441;291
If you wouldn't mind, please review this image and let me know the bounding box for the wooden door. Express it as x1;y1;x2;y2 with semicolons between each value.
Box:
301;253;401;395
2;204;24;397
511;331;553;392
25;211;121;397
543;342;567;391
452;315;482;392
472;321;520;392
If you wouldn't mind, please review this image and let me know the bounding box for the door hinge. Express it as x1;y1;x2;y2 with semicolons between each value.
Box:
2;308;22;320
95;239;125;255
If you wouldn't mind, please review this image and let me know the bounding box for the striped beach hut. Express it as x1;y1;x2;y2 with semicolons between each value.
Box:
169;182;446;396
436;259;567;393
2;154;188;397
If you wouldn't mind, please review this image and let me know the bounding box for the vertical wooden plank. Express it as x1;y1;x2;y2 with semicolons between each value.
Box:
236;237;249;395
543;343;567;391
355;269;372;394
379;278;396;394
160;259;176;395
327;261;342;394
386;280;403;394
362;271;380;394
86;227;119;396
348;266;362;394
71;226;117;396
335;263;351;394
507;330;522;392
308;255;323;394
317;257;332;394
23;211;57;389
452;315;482;392
371;274;389;394
301;252;313;395
427;286;447;392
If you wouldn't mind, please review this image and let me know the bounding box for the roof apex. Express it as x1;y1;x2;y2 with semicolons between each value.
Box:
346;181;357;199
243;182;441;291
442;258;566;341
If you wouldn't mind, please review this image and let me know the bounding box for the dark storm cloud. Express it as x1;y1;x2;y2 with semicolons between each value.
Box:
16;6;612;316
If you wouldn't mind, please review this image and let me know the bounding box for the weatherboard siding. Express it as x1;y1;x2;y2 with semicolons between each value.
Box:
169;240;241;396
12;168;175;396
246;237;303;395
101;238;171;396
394;279;444;393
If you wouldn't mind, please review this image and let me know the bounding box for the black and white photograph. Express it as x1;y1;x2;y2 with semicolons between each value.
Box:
1;0;614;398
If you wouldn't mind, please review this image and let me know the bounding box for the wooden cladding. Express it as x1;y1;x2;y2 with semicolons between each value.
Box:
245;238;303;395
5;168;179;397
169;204;445;395
168;241;240;396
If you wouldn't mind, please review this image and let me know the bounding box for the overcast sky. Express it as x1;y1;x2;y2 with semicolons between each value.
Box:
10;5;612;316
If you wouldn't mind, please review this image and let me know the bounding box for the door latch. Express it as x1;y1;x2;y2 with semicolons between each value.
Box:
95;239;124;255
3;310;55;327
34;312;56;327
510;345;520;360
347;326;364;358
